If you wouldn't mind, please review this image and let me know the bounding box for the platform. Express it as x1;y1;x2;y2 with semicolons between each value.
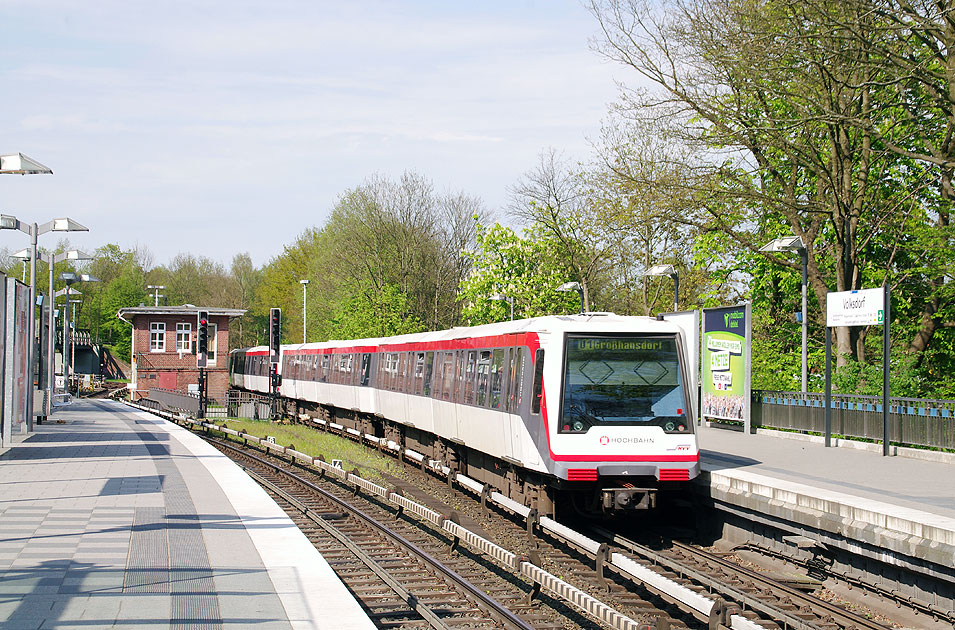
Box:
696;422;955;573
0;399;374;630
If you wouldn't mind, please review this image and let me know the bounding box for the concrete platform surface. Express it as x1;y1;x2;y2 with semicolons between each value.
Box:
697;423;955;567
0;399;374;630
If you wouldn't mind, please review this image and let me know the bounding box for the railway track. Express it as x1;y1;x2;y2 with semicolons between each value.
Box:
589;527;892;630
211;437;542;630
147;409;904;630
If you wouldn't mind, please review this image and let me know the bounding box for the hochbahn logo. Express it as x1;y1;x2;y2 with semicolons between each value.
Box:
600;436;654;445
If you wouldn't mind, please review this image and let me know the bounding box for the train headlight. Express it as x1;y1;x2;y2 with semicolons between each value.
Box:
664;420;676;431
572;420;585;432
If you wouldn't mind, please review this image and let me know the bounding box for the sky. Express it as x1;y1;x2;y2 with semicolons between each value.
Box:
1;1;625;268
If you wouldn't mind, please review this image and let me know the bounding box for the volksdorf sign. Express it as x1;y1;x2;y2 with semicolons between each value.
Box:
826;287;885;327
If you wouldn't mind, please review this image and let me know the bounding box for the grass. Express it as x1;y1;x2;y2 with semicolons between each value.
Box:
211;418;401;482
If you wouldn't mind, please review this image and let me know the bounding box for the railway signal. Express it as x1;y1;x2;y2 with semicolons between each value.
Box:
196;310;209;368
196;310;209;418
269;307;282;364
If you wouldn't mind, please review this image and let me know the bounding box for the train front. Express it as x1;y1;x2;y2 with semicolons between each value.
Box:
545;319;700;513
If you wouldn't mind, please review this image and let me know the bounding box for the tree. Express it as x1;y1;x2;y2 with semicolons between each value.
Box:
458;223;582;324
508;149;609;312
589;0;950;372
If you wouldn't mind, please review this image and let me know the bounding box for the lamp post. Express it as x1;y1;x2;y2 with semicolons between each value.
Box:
146;285;165;307
300;279;309;343
1;213;88;426
557;281;584;314
69;299;83;383
646;264;679;313
11;248;92;418
760;236;808;393
58;272;99;392
488;293;515;321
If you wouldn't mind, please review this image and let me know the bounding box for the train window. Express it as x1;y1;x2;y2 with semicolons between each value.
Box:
320;355;329;382
507;349;523;412
360;353;371;386
422;352;435;396
431;353;444;399
531;349;545;415
475;351;491;407
412;352;425;395
397;353;407;392
463;351;477;405
441;352;455;401
559;335;688;434
454;351;466;404
489;349;506;409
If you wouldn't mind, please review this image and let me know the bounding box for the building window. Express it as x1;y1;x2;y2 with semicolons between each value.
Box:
149;322;166;352
206;323;218;364
176;323;192;352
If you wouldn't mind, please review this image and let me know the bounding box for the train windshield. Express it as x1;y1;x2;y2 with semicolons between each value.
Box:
560;334;690;434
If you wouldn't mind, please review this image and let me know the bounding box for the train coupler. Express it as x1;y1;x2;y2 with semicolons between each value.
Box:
601;487;656;511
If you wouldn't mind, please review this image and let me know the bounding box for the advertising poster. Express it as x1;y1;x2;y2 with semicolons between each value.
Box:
3;278;31;443
702;303;751;429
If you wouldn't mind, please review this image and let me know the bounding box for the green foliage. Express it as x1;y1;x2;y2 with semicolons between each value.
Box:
329;282;425;339
458;223;581;324
95;257;148;362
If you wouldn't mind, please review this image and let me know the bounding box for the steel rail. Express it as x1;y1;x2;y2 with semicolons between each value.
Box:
212;438;535;630
668;540;890;630
593;525;889;630
245;467;454;630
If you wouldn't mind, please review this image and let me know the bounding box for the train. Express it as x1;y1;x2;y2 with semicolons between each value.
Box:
228;313;700;517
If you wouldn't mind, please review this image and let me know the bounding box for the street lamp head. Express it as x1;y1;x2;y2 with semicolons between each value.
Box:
647;264;678;278
63;250;92;261
759;236;805;253
59;271;78;283
300;279;310;285
0;214;21;230
488;293;508;301
557;281;581;292
0;153;53;175
78;274;99;282
11;248;32;261
49;217;88;232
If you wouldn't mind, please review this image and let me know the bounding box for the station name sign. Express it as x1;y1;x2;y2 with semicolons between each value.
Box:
826;287;885;327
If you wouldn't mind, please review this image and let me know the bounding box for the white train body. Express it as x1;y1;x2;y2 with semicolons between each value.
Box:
230;313;700;513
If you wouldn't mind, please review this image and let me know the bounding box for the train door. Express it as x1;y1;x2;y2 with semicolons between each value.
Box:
357;353;376;413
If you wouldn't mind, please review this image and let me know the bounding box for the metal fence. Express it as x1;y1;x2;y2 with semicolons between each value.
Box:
146;388;200;416
753;390;955;450
223;390;272;420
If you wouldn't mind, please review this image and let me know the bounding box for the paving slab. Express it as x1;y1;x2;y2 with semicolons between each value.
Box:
0;399;374;630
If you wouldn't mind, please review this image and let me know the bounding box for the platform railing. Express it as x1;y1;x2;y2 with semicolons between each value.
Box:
753;390;955;450
224;390;272;421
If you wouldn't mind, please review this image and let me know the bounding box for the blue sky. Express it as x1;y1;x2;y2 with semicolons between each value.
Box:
1;1;623;267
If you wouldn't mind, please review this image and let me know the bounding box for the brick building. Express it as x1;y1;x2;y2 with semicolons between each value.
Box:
117;305;245;401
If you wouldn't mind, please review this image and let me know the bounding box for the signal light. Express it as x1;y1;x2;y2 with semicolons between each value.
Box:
269;307;281;363
197;310;209;368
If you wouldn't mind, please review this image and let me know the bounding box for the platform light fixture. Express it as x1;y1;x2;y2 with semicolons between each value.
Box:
11;248;93;418
556;281;584;315
760;236;808;393
1;212;88;425
0;153;53;175
488;293;514;321
646;264;679;313
58;272;99;391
